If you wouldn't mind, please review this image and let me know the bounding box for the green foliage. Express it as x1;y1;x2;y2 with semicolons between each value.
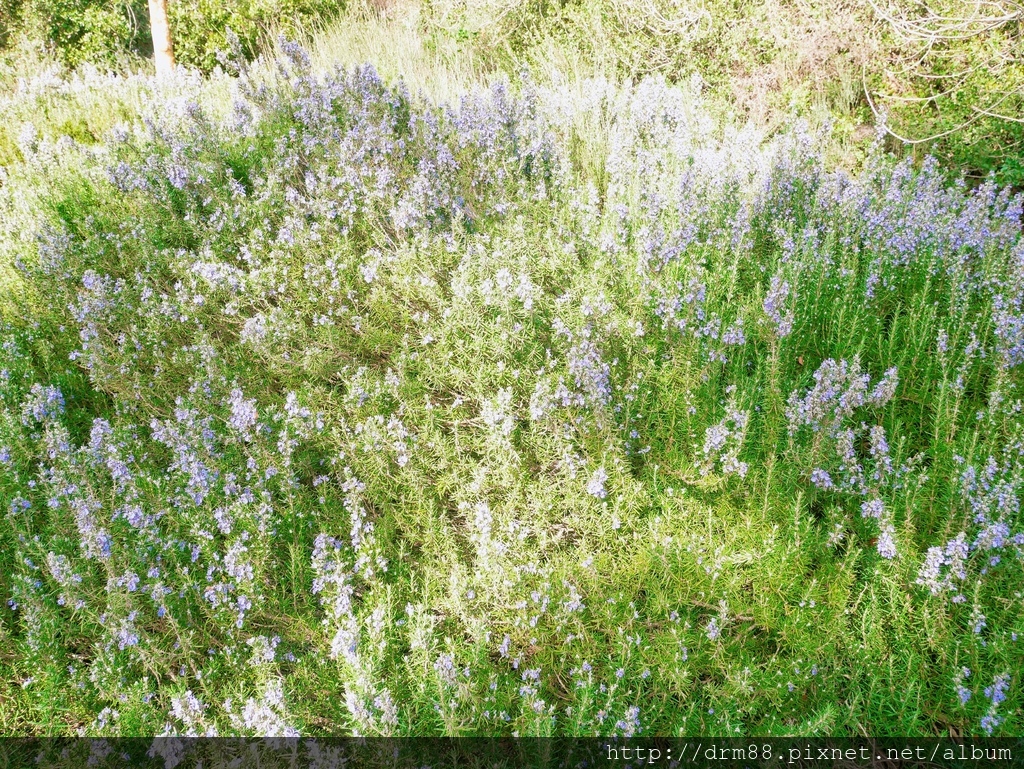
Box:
421;0;877;133
168;0;345;71
0;49;1022;736
0;0;345;73
422;0;1024;186
861;0;1024;189
11;0;147;67
3;0;1020;192
0;0;23;49
0;0;1022;741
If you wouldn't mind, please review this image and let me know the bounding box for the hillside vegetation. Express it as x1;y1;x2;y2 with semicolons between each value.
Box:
0;0;1021;741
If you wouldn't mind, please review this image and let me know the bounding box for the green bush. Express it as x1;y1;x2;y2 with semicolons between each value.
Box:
0;0;345;73
420;0;880;153
11;0;147;68
168;0;345;71
2;49;1022;735
866;4;1024;190
0;0;22;50
421;0;1024;187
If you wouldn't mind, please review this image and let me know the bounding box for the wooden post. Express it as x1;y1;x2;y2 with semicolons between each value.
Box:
148;0;175;77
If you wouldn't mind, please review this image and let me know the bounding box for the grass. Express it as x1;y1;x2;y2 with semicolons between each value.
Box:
0;0;1021;741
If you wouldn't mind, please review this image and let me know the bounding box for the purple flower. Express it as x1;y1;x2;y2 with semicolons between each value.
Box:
433;653;458;687
615;705;641;737
810;468;834;489
992;295;1024;369
786;359;895;437
972;612;987;635
167;165;188;190
980;673;1010;735
566;337;612;407
876;527;897;559
700;407;748;478
721;319;746;346
22;384;65;424
860;498;885;519
763;275;793;337
227;388;258;436
587;467;608;499
985;674;1010;706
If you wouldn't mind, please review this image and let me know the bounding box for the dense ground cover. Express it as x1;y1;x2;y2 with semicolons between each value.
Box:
0;38;1022;739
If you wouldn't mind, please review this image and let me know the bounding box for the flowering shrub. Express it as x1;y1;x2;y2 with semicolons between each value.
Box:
0;46;1021;738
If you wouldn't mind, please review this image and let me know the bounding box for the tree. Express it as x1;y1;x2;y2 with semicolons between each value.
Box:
148;0;174;76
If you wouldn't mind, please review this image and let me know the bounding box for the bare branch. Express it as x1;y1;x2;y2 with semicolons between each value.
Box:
971;103;1024;123
861;62;1017;144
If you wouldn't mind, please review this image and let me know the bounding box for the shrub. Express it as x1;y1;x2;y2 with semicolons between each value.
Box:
0;0;345;72
422;0;1023;186
7;0;147;68
168;0;345;71
865;0;1024;189
1;42;1021;737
